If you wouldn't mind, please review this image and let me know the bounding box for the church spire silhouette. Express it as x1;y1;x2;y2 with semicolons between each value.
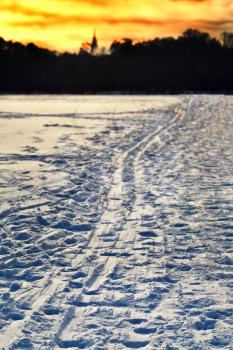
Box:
91;30;98;54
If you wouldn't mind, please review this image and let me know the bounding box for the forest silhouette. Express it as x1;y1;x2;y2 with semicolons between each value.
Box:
0;29;232;93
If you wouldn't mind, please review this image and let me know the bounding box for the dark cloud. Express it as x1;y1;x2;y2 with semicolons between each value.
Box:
0;2;53;19
7;12;233;31
6;15;165;28
1;0;232;43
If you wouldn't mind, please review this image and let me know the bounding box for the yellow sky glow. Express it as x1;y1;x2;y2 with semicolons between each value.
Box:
0;0;232;52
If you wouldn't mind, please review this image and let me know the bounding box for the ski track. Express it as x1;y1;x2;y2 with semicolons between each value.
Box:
0;95;233;349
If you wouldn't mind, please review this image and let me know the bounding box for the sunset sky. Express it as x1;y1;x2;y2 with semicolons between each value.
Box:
0;0;233;52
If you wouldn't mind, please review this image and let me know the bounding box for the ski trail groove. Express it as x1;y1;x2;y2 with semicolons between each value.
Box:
53;98;192;347
0;98;185;349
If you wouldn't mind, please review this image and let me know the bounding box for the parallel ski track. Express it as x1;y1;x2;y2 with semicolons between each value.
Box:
54;97;193;346
0;97;192;349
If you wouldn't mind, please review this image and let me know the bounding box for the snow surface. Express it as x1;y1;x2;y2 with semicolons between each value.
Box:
0;95;233;349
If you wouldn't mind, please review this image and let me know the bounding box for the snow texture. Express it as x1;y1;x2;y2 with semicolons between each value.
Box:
0;95;233;349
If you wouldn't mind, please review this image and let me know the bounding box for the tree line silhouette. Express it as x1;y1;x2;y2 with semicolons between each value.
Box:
0;29;232;93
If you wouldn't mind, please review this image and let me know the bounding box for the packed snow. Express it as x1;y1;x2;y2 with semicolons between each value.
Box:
0;95;233;349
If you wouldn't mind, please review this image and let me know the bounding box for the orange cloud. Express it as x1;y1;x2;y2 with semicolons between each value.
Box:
0;0;232;51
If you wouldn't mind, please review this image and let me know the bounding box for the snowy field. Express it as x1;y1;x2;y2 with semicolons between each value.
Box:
0;95;233;349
